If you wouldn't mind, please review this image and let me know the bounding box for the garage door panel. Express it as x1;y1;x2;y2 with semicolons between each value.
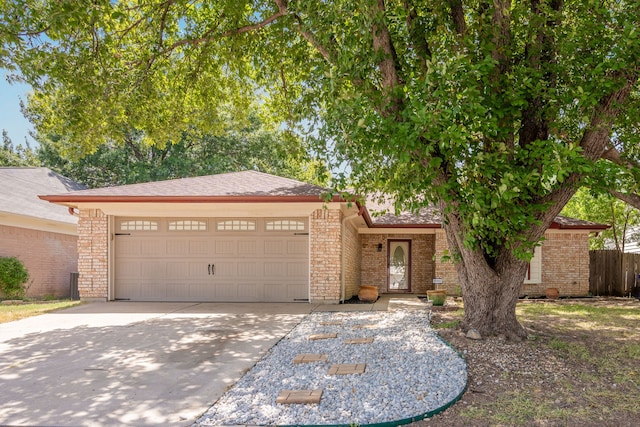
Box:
215;283;239;300
264;240;285;255
215;240;235;255
167;262;189;277
214;261;236;277
264;283;287;301
115;281;140;299
237;262;258;276
287;283;308;300
188;262;209;278
264;262;286;277
238;284;261;300
118;240;141;256
115;261;141;279
166;240;189;255
140;240;164;256
188;283;215;300
189;240;209;255
140;262;167;279
238;240;257;255
287;240;308;255
115;217;309;302
287;262;308;277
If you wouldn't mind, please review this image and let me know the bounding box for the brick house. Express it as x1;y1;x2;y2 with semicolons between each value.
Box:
40;171;607;303
1;167;86;298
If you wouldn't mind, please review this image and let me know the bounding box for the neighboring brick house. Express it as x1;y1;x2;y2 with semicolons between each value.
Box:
40;171;607;303
0;167;86;298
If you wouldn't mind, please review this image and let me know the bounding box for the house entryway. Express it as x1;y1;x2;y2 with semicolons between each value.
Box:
387;239;411;292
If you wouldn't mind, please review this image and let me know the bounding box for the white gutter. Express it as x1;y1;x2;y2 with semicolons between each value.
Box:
341;211;361;302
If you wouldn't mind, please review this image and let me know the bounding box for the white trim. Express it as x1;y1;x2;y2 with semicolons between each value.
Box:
0;211;77;236
358;227;437;235
524;247;542;284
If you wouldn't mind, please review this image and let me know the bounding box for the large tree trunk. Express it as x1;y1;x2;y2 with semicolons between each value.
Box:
456;244;528;340
455;252;530;340
441;212;531;341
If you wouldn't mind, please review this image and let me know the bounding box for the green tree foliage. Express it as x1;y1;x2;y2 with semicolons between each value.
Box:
3;1;640;338
34;114;327;188
0;130;38;166
563;189;640;251
0;256;30;300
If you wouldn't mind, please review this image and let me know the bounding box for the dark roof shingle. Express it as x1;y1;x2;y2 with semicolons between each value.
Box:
0;167;86;224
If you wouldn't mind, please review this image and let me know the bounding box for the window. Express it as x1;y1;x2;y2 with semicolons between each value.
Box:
216;219;256;231
524;247;542;283
168;220;207;231
120;220;159;231
265;219;306;231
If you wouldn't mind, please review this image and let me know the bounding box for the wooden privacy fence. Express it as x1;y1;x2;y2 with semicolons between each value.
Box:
589;250;640;296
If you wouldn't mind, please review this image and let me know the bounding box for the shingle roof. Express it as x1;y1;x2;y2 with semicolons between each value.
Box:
42;170;331;199
0;167;86;224
37;170;608;230
551;215;609;230
364;195;608;230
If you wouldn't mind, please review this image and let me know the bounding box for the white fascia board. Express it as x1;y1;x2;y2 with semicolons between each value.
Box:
358;227;437;235
74;202;334;217
0;211;78;236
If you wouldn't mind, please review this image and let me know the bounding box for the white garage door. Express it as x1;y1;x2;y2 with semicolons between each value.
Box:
114;217;309;302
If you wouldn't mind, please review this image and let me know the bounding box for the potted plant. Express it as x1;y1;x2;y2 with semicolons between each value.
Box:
358;285;379;302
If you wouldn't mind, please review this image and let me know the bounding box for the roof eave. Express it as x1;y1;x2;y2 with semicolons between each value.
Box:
39;195;346;204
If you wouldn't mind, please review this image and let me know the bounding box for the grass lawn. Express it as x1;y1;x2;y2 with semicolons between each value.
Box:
424;297;640;427
0;301;82;324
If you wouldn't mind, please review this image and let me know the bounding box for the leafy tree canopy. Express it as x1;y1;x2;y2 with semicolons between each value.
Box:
563;188;640;251
0;130;37;166
32;109;328;188
3;0;640;338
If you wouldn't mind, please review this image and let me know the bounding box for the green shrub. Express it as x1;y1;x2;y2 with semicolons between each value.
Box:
0;257;30;300
431;294;446;306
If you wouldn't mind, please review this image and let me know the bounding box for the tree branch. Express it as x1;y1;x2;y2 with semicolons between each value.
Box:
162;0;288;53
370;0;404;114
580;74;636;160
611;190;640;212
447;0;467;35
292;15;335;63
518;0;563;147
404;0;432;66
602;142;640;169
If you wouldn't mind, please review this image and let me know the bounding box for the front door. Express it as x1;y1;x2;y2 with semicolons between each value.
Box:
387;240;411;292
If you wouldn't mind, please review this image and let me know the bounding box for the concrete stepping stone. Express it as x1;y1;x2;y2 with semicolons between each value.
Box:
344;337;374;344
308;333;337;340
328;363;366;375
352;324;377;329
293;354;329;364
276;389;323;404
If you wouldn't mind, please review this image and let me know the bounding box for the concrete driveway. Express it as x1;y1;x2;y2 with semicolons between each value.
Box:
0;302;314;426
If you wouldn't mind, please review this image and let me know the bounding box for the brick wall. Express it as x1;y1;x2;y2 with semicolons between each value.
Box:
0;224;78;298
309;209;342;303
77;209;109;301
343;219;362;300
433;228;592;297
433;229;460;295
361;233;435;295
521;231;591;297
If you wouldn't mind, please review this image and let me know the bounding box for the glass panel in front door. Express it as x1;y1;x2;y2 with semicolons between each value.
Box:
388;241;409;290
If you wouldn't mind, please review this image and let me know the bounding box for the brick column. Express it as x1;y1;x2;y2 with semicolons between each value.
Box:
433;228;459;295
309;208;342;303
77;209;108;301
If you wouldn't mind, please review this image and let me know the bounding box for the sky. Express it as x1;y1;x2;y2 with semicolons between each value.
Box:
0;70;36;147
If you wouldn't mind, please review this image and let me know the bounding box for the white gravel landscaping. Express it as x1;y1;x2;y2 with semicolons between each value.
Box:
194;310;467;426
